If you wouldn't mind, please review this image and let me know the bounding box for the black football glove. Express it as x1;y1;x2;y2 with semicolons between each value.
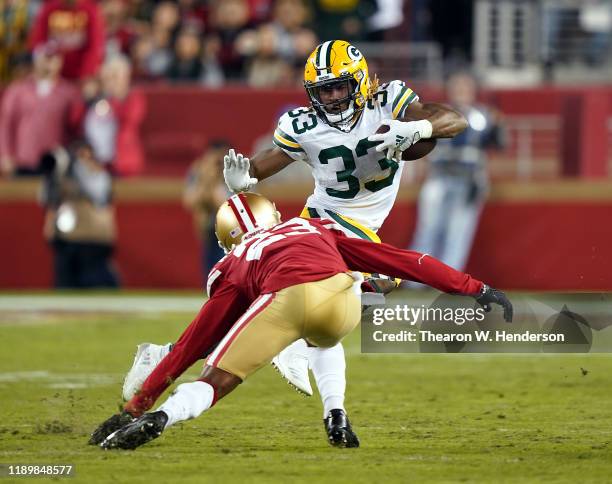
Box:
475;285;513;322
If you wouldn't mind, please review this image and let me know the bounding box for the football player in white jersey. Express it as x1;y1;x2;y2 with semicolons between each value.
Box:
223;39;468;446
123;40;468;448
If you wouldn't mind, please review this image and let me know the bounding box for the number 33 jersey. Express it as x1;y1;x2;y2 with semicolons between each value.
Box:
273;80;419;232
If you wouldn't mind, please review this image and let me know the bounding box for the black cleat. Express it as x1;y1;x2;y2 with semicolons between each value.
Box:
101;411;168;450
324;409;360;448
89;411;135;445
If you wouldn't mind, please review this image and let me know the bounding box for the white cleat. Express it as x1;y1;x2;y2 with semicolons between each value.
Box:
271;341;313;397
122;343;172;401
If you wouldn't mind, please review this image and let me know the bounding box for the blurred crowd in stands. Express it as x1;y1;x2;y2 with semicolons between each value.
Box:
1;0;407;87
0;0;416;179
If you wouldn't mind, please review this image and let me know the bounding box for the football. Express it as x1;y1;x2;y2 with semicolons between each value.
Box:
375;124;437;161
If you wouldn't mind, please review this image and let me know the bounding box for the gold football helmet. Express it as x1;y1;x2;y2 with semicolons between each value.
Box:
215;192;281;252
304;40;372;129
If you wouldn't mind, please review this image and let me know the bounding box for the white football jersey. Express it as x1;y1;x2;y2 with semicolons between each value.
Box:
273;80;418;231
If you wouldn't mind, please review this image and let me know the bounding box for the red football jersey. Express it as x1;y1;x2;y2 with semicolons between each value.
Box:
208;217;483;301
126;217;484;415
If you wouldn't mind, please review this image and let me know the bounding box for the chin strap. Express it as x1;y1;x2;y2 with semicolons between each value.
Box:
325;102;363;132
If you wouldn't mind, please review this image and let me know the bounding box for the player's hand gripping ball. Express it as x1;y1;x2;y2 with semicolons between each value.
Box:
374;124;437;161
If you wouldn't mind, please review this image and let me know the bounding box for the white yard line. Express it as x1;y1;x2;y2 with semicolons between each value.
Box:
0;370;120;389
0;295;205;313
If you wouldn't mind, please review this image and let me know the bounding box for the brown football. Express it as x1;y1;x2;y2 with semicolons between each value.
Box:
375;124;437;161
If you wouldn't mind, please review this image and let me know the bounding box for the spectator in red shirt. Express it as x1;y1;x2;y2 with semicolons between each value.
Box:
0;43;80;177
78;55;147;176
29;0;106;80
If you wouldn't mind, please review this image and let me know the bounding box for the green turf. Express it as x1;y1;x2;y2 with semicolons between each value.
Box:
1;305;611;483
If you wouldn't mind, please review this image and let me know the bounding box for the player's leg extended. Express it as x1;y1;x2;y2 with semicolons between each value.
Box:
89;301;236;445
101;291;298;449
101;276;360;450
274;209;377;444
302;272;362;447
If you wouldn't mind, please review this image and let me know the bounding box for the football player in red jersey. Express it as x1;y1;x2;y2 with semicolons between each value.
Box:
91;193;512;450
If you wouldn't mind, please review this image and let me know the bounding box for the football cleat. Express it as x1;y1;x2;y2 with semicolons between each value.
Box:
88;411;135;445
324;409;360;448
271;342;313;397
122;343;172;401
101;411;168;450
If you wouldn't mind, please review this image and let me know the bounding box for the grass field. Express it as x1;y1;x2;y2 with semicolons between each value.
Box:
1;293;612;483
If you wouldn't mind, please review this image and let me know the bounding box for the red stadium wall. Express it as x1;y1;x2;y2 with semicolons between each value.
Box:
1;86;611;290
2;181;612;291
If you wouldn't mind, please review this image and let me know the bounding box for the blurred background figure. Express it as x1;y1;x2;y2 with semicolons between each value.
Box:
206;0;252;80
410;71;506;273
0;0;35;82
543;1;612;67
176;0;207;33
78;54;147;176
580;0;612;66
0;43;79;177
103;0;136;59
166;25;204;82
127;1;178;80
238;23;294;87
367;0;404;41
147;0;180;76
182;139;230;282
311;0;377;42
41;141;119;288
28;0;106;81
236;0;317;86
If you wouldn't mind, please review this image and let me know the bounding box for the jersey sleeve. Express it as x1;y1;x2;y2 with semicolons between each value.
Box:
382;80;420;120
273;112;308;162
331;229;483;296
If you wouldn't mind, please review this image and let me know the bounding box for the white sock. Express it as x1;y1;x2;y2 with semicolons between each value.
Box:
308;343;346;418
157;381;215;428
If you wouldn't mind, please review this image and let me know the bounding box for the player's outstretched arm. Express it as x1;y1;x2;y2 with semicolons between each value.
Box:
402;101;468;139
331;230;513;321
249;146;295;182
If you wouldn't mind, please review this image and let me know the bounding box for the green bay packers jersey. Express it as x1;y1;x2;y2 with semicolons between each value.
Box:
273;80;418;232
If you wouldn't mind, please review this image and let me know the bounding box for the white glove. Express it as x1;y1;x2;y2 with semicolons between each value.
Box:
367;118;433;161
223;148;258;193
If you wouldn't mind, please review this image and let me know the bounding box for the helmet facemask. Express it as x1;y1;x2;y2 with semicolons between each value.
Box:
305;76;363;131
